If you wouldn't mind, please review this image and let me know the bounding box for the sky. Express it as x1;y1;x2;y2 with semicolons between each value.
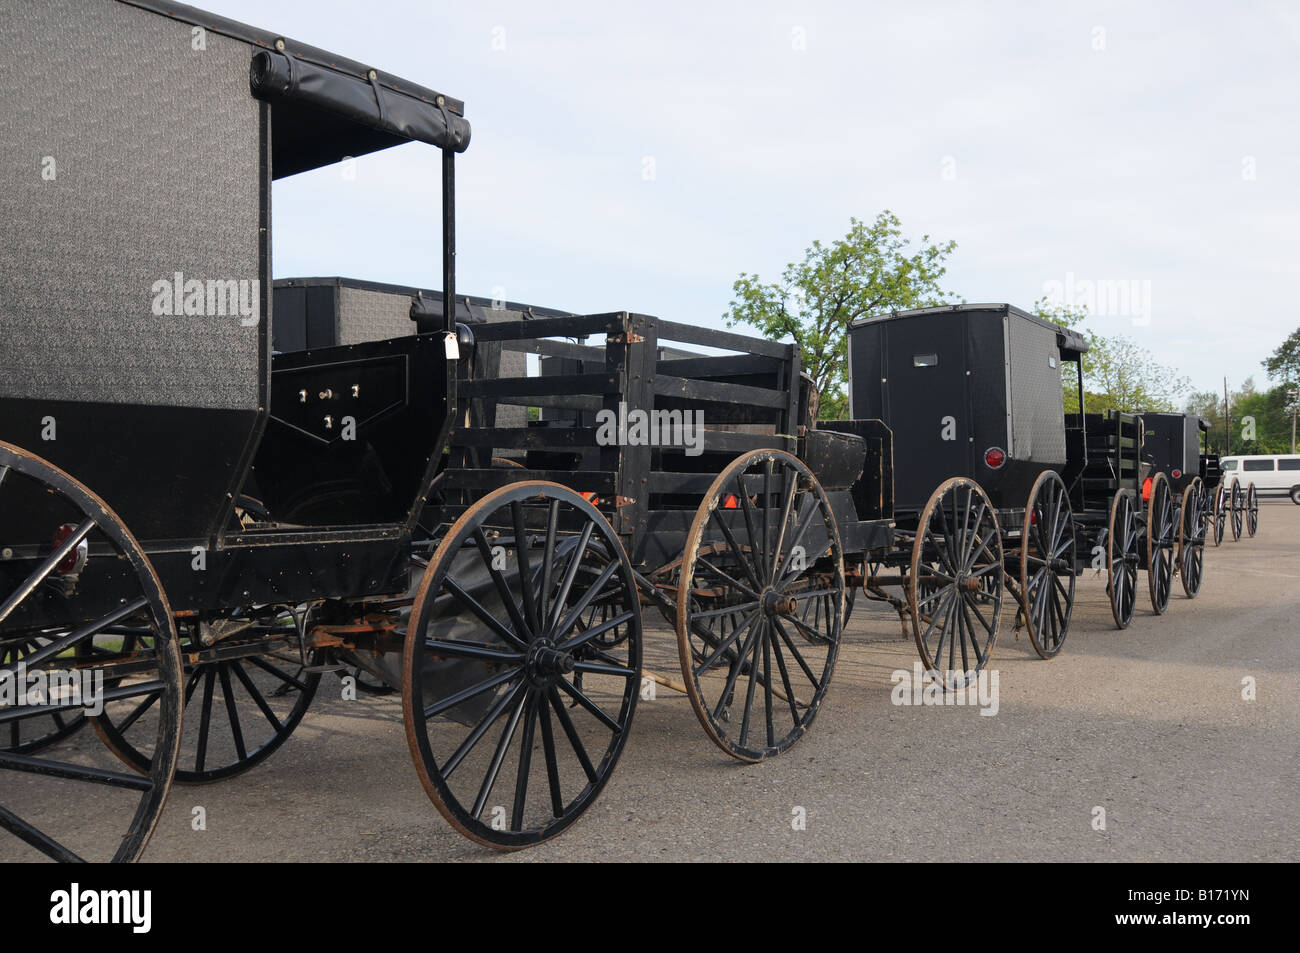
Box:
207;0;1299;400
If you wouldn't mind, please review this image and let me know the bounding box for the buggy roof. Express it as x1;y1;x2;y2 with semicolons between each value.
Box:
1140;411;1212;430
851;303;1090;359
121;0;470;177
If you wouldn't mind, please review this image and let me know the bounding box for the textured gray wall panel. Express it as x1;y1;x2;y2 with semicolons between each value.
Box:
0;0;261;409
1007;314;1067;466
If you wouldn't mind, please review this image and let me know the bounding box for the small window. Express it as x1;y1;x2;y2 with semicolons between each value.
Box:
1048;356;1058;369
1222;459;1239;471
913;353;939;368
1279;458;1300;471
1243;459;1274;472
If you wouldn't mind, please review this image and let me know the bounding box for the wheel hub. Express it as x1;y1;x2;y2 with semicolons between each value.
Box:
527;639;574;680
761;588;797;616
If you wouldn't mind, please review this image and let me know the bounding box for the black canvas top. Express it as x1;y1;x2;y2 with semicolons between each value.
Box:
851;303;1090;359
121;0;471;176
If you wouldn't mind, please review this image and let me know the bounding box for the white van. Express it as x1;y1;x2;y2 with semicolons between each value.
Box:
1219;454;1300;504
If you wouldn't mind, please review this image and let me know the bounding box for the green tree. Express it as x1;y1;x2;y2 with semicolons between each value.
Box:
1186;378;1293;454
724;211;957;419
1263;327;1300;386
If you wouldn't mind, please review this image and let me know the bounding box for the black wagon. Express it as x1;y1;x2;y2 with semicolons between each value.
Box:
846;304;1184;676
1139;412;1215;581
0;0;895;861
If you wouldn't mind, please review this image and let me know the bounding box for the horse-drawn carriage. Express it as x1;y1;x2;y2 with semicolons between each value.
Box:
0;0;904;860
845;304;1204;681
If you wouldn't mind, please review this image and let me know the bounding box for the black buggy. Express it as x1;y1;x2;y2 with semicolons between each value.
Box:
1139;412;1216;576
844;304;1197;680
0;0;894;861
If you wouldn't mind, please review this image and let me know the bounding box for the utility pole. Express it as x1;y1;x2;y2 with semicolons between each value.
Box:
1224;377;1231;455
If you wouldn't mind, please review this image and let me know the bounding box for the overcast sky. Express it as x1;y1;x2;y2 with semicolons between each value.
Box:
209;0;1299;400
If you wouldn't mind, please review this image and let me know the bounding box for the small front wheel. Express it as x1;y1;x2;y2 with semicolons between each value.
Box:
677;449;844;762
909;478;1004;687
403;481;641;850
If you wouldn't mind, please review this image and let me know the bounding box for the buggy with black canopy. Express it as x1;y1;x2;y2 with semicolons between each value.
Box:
846;303;1194;681
0;0;896;860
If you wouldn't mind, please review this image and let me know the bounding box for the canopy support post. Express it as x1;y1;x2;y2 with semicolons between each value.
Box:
442;147;456;332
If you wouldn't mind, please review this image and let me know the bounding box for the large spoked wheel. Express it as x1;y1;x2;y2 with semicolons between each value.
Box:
90;607;320;784
0;638;87;753
1106;489;1139;629
1020;471;1076;660
1230;481;1244;541
404;481;641;850
1177;478;1207;599
1210;484;1226;547
1145;472;1176;615
908;478;1003;689
677;449;843;762
0;442;182;863
1246;483;1259;537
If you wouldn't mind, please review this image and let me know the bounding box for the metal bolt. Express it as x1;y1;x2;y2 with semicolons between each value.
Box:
352;384;360;398
0;548;11;559
324;416;334;429
299;389;308;403
367;69;377;80
275;38;285;51
436;95;445;106
320;389;334;400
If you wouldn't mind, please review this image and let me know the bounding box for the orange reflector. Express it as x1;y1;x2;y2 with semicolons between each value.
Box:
1142;477;1153;502
580;491;600;506
723;494;739;509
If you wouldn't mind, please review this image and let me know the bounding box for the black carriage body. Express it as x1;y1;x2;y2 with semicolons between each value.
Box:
0;0;470;625
1140;412;1212;493
847;304;1087;516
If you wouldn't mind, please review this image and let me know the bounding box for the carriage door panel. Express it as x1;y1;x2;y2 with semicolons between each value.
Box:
883;313;968;511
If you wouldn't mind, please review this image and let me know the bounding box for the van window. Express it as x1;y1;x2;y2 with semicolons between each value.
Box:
1280;459;1300;471
1244;459;1274;472
1222;459;1239;471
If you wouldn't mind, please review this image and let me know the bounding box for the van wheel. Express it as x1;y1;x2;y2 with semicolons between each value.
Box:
1291;486;1300;505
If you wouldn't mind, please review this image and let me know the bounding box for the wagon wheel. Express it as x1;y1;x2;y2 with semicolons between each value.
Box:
0;638;87;753
1210;484;1226;547
0;441;182;862
89;607;320;784
1145;472;1176;615
1020;471;1076;659
908;478;1003;688
404;482;641;849
1229;481;1244;540
677;450;843;762
1106;489;1139;629
1177;478;1206;599
1246;482;1259;537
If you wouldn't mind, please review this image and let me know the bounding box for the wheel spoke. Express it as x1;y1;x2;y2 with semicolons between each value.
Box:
0;803;84;863
444;576;529;652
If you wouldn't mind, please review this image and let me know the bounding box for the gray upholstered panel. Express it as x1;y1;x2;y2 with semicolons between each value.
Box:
0;0;261;410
